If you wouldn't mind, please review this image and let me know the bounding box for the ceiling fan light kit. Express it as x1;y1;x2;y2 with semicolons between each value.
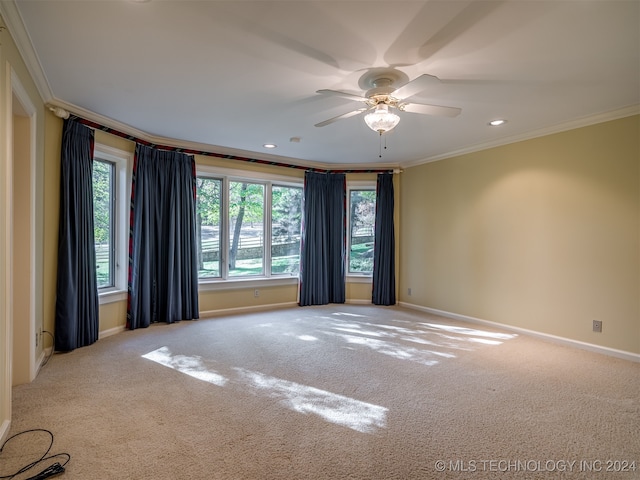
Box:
364;103;400;134
315;68;461;134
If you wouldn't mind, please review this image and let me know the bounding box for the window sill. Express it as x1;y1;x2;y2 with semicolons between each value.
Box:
198;275;299;292
102;276;367;299
347;275;373;284
98;288;127;305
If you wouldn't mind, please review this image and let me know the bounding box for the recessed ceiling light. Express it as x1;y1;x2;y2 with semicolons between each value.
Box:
489;119;507;126
263;143;277;149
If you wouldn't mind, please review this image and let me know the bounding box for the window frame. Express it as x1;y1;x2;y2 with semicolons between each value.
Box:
346;181;377;279
227;178;266;278
196;165;303;290
195;176;224;279
93;158;115;289
270;183;303;277
93;144;132;304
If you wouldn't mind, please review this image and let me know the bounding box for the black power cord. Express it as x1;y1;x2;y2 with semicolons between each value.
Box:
0;429;70;479
25;462;65;480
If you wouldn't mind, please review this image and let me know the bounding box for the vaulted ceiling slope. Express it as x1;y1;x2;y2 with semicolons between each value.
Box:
3;1;639;168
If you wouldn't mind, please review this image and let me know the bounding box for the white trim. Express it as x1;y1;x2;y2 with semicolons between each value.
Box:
347;275;372;284
1;56;13;443
401;105;640;168
99;325;126;339
46;99;396;172
400;302;640;363
98;290;127;305
94;143;132;295
35;349;45;374
2;0;632;174
197;163;304;185
199;276;298;292
199;301;298;319
346;182;376;276
0;419;10;445
346;299;371;305
0;1;54;103
10;67;37;382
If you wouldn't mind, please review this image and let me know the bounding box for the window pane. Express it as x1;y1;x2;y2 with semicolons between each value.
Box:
271;185;302;275
229;181;264;277
196;177;222;278
349;189;376;273
93;160;114;288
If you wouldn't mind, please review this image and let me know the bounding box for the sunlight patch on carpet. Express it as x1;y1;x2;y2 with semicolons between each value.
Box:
284;332;319;342
142;347;228;386
420;323;517;340
235;368;387;433
328;333;443;366
297;335;318;341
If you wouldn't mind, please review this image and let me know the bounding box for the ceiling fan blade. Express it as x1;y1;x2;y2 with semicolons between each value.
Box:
392;74;441;100
314;107;369;127
316;89;370;102
401;102;462;118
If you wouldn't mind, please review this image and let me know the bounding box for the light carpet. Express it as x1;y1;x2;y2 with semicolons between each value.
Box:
3;305;639;479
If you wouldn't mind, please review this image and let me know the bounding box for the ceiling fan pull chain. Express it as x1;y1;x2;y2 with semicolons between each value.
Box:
379;132;383;158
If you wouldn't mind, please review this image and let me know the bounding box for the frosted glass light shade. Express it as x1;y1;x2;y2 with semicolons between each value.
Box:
364;104;400;133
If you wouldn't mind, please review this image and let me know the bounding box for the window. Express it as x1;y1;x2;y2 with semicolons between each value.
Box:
348;188;376;274
196;170;303;281
195;177;222;277
229;181;265;277
93;159;115;288
92;144;131;298
271;185;302;275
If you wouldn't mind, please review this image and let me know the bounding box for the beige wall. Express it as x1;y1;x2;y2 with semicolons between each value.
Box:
42;112;61;343
400;115;640;355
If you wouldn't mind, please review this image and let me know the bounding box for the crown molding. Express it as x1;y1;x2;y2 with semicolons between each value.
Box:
47;99;399;172
401;104;640;169
0;0;53;102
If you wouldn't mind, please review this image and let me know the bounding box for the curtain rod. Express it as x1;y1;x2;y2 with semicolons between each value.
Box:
52;107;395;174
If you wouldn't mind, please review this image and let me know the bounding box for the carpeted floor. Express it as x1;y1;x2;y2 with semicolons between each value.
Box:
3;305;639;479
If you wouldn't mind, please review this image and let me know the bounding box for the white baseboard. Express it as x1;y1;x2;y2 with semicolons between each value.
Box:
99;325;127;339
199;301;299;319
399;302;640;363
35;349;47;376
0;419;10;444
96;303;300;337
346;299;372;305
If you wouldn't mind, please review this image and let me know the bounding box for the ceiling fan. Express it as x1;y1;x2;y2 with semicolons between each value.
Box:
315;68;461;133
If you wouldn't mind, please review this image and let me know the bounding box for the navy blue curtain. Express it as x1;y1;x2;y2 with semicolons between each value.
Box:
127;144;199;329
55;118;99;351
299;171;346;306
372;173;396;305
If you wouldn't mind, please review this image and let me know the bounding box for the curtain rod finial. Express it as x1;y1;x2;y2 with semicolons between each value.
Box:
48;105;70;119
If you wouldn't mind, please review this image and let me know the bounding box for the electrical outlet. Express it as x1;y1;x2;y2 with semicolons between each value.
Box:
593;320;602;333
407;288;412;296
254;289;260;298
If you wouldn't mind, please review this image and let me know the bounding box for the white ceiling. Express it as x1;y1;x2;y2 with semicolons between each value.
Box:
3;0;639;169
